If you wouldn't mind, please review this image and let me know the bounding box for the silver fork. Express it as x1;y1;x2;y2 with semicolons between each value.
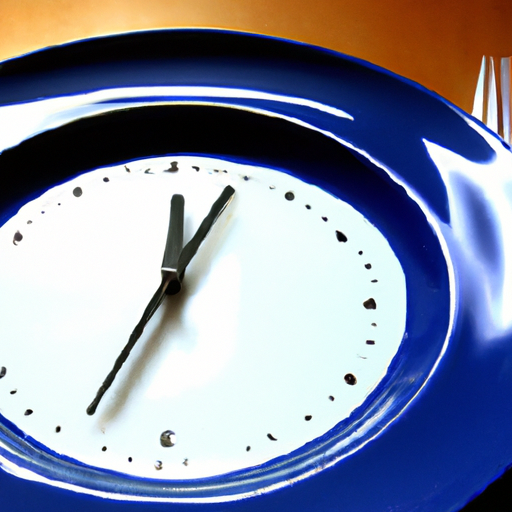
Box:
472;56;511;145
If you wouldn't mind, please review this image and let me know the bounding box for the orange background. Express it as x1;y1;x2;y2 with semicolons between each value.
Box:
1;0;512;113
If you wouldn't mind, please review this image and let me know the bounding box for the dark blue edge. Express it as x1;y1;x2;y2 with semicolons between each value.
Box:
0;26;502;143
0;28;497;224
0;102;450;501
0;29;509;512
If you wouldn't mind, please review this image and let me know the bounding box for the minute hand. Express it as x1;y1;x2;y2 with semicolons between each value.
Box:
86;194;185;416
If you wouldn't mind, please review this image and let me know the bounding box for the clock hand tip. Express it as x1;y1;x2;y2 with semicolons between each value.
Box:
87;393;103;415
171;193;185;204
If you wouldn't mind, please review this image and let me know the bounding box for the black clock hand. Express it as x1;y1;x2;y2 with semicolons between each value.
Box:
162;193;184;295
87;194;185;416
86;186;235;416
176;185;235;278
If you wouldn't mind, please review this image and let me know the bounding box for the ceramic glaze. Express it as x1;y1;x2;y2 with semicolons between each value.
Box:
0;156;406;480
0;29;510;512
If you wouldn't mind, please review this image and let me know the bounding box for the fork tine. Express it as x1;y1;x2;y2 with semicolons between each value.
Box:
501;57;511;145
472;55;511;145
472;56;486;123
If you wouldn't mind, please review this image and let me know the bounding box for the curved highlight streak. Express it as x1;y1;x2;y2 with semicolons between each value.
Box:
0;86;353;152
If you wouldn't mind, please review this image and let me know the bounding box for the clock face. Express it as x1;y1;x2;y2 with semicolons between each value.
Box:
0;155;406;480
0;97;452;502
5;29;510;512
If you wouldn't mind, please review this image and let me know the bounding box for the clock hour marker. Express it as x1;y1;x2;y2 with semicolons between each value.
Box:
160;430;176;447
285;191;295;201
335;230;347;242
167;161;179;172
305;415;312;421
13;231;22;245
267;433;278;441
73;187;83;197
344;374;357;385
24;409;33;416
55;426;61;433
363;298;377;309
365;263;372;269
366;340;376;345
0;366;5;378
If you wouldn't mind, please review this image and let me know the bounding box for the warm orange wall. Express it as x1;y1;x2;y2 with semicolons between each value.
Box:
1;0;512;113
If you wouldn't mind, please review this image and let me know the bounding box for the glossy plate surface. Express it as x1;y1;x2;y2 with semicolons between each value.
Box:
0;154;408;482
0;29;511;512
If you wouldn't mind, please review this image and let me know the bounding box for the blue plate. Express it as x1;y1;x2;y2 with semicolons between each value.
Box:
0;29;512;512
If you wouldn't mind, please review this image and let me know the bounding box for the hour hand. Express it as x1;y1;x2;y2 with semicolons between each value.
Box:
177;185;235;277
86;194;185;416
162;194;184;295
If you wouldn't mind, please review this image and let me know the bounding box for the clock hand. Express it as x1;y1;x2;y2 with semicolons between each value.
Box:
176;185;235;278
87;194;185;416
86;186;235;416
162;194;185;296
